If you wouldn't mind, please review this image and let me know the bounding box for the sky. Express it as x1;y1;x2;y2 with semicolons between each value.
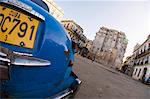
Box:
55;0;150;59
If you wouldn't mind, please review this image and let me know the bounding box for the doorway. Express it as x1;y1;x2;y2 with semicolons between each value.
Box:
141;67;147;83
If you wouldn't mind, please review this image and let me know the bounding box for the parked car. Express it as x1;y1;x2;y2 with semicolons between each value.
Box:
146;77;150;85
0;0;81;98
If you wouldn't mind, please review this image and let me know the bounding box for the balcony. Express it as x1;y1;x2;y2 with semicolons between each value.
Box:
135;49;150;59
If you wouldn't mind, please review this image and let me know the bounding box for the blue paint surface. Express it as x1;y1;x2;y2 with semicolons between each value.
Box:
0;0;76;98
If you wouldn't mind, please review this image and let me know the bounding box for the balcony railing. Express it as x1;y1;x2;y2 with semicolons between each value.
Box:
135;49;150;59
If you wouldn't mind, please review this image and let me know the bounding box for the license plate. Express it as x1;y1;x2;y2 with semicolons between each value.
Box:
0;5;40;49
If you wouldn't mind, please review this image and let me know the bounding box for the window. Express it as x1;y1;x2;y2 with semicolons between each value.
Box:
134;68;138;75
137;69;141;77
145;58;148;64
139;60;142;65
144;45;146;52
67;23;69;28
93;46;95;49
134;62;136;65
137;60;140;65
141;60;143;65
148;56;150;64
136;52;138;56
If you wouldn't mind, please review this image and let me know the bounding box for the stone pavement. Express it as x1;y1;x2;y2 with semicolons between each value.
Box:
73;56;150;99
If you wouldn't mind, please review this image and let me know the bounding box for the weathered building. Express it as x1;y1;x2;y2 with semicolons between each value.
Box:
85;39;93;51
121;43;140;76
132;35;150;83
91;27;128;68
61;20;87;54
43;0;64;21
122;55;134;76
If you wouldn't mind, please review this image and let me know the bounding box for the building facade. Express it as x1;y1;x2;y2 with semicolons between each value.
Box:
91;27;128;68
43;0;64;21
132;35;150;82
122;55;134;76
85;39;93;51
61;20;87;54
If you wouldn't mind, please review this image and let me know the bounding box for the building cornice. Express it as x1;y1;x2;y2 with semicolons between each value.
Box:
61;20;83;32
133;36;150;52
134;63;150;67
135;50;150;59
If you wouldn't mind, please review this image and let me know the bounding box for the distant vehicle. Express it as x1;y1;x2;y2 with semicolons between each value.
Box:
0;0;81;98
80;47;89;57
145;76;150;85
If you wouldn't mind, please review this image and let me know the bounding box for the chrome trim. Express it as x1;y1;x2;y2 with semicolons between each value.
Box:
0;0;45;20
0;47;50;67
11;55;51;66
0;57;10;62
76;78;82;85
54;90;73;99
0;0;32;11
0;52;7;57
51;79;82;99
50;89;73;99
13;51;33;56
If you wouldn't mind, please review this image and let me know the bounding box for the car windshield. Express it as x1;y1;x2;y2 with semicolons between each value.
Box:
31;0;49;12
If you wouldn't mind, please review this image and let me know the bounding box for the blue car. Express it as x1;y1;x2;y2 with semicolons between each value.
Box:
0;0;81;98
